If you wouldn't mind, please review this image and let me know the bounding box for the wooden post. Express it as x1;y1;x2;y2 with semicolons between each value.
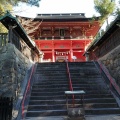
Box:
8;25;13;43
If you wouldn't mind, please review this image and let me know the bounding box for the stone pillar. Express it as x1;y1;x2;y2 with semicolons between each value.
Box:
39;52;44;62
85;52;89;61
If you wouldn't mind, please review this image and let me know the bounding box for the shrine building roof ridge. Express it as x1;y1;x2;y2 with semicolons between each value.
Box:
37;13;85;17
16;13;100;22
32;13;99;22
35;13;86;19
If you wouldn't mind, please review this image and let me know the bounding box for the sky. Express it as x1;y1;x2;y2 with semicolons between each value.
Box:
13;0;120;30
14;0;100;18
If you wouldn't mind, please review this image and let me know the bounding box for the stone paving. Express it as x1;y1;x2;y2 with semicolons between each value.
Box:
26;116;68;120
86;115;120;120
26;115;120;120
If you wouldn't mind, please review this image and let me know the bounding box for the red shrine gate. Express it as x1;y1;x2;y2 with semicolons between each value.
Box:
35;39;91;62
19;13;100;62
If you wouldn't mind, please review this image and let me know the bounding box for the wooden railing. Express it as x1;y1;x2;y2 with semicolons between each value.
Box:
10;30;21;51
0;33;8;47
0;32;21;51
0;97;13;120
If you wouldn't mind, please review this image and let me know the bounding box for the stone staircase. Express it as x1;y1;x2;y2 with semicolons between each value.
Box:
25;62;120;119
26;62;69;118
68;62;120;116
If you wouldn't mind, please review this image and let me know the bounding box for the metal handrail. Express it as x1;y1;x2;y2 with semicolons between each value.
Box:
66;61;73;91
66;61;74;105
21;64;36;119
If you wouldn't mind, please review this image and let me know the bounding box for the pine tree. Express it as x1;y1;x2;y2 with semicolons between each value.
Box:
0;0;41;33
94;0;116;25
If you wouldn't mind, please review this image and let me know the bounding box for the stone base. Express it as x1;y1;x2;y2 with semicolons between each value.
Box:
67;108;85;120
68;117;85;120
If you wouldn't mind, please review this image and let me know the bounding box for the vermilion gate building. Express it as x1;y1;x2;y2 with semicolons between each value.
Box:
20;13;100;62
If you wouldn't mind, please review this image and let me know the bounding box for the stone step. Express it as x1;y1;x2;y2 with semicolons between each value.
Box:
32;89;69;92
85;108;120;115
70;72;99;75
31;92;66;96
34;81;69;84
32;85;108;90
35;79;104;85
36;71;67;76
37;63;66;66
73;86;108;90
71;76;101;78
68;61;95;66
69;68;98;71
33;81;69;85
33;81;103;85
29;98;116;105
71;81;103;84
84;98;116;103
27;105;67;111
26;110;67;117
37;64;66;66
27;103;118;111
70;75;102;78
30;94;114;100
32;84;69;88
33;77;68;79
31;90;111;96
84;103;119;109
32;84;102;88
36;69;66;71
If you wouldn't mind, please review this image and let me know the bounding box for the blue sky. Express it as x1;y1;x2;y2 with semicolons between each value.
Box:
14;0;99;18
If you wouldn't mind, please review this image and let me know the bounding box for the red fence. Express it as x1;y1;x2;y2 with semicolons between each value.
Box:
21;64;36;119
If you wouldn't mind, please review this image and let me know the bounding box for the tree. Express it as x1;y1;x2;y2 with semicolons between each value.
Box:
0;0;41;6
113;1;120;16
0;3;12;33
94;0;116;25
0;0;40;33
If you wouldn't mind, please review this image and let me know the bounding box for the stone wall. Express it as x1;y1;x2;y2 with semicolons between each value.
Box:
20;38;39;62
0;43;33;100
99;44;120;86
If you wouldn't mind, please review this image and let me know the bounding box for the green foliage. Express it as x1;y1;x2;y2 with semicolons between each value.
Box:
0;3;12;33
94;0;115;24
0;0;41;6
113;7;120;16
0;0;41;33
95;29;105;40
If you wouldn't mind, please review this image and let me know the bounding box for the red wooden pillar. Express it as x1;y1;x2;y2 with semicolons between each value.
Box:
52;49;55;62
52;41;55;62
70;41;73;62
70;49;73;62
